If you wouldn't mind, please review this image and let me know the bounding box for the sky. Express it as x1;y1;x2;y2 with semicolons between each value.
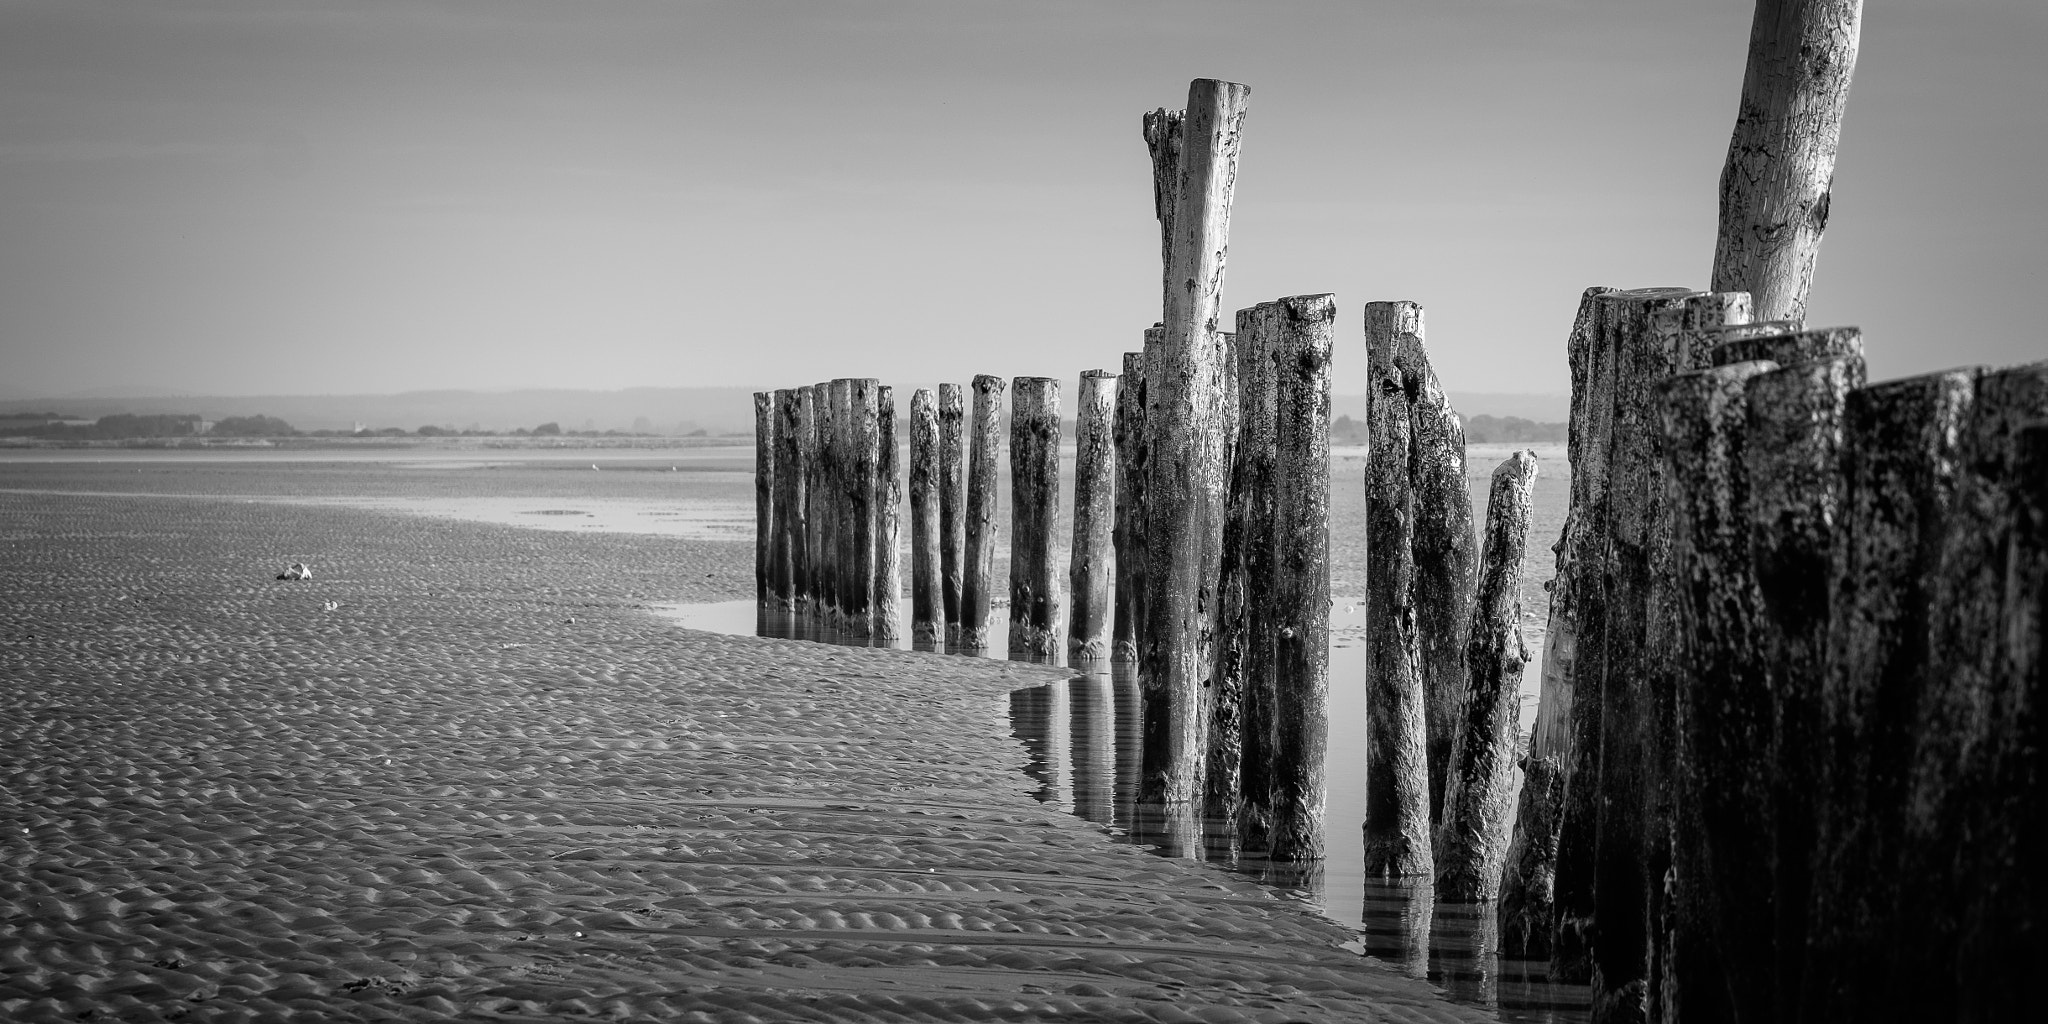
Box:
1;0;2042;402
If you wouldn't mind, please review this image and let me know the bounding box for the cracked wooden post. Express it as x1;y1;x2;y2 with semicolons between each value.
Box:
1406;335;1476;831
794;387;817;612
813;382;835;622
753;391;776;607
1140;78;1250;806
846;379;881;637
1009;376;1065;656
959;374;1006;650
774;389;802;611
1070;369;1119;660
1363;300;1434;878
1112;347;1150;663
1210;303;1278;840
938;383;967;643
1436;449;1539;900
908;388;943;645
1500;286;1615;957
1710;0;1864;324
873;384;904;644
1267;292;1334;863
829;379;853;627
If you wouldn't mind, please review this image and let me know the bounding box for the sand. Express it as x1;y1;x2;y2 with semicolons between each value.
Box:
0;486;1498;1022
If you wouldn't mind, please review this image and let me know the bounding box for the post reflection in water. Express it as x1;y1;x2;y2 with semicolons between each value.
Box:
691;598;1585;1023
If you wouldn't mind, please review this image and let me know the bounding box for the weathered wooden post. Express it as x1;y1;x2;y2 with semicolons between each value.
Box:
1362;299;1435;878
794;386;817;612
847;379;881;637
1112;346;1151;662
1140;79;1250;805
1710;0;1864;324
828;379;853;626
1010;376;1065;655
938;382;967;643
807;383;830;621
1267;292;1334;863
1210;303;1278;836
1500;286;1615;958
959;374;1006;649
908;388;943;645
1406;334;1477;830
1069;369;1118;660
873;384;904;643
774;389;802;610
754;390;776;607
1436;450;1539;900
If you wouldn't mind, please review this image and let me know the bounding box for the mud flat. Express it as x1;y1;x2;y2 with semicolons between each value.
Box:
0;484;1493;1022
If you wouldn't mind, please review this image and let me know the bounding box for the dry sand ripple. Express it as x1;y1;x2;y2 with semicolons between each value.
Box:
1;490;1492;1022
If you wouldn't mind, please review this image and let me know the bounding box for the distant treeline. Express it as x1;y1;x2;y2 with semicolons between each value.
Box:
1330;413;1563;446
0;413;697;441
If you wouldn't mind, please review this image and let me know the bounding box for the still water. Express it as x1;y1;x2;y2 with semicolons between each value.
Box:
662;598;1589;1023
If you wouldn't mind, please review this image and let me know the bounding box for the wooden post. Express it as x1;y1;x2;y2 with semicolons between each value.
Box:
848;379;881;638
1404;328;1477;830
938;383;967;643
753;391;775;607
1710;0;1864;324
1500;286;1615;957
795;386;818;612
909;388;943;645
873;384;904;643
828;379;853;626
1070;369;1118;660
1363;299;1435;878
807;383;830;620
1140;79;1250;806
1436;450;1539;899
1113;345;1151;663
1267;293;1334;863
774;389;802;610
1210;303;1278;837
1009;376;1065;655
959;374;1006;649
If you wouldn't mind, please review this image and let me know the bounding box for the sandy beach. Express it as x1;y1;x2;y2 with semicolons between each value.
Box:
0;469;1501;1022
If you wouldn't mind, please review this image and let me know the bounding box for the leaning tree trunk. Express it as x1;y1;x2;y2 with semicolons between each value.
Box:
1436;450;1539;900
1709;0;1864;324
1140;79;1250;806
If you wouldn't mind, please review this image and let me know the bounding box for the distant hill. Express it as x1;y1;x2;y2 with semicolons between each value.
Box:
0;387;762;436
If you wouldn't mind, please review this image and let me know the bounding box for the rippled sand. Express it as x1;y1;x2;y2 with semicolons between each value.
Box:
1;482;1494;1022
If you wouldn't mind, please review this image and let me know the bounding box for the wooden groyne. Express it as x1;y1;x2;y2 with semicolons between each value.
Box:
1070;369;1118;660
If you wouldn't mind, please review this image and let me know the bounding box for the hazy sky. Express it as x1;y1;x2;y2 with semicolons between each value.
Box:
1;0;2042;400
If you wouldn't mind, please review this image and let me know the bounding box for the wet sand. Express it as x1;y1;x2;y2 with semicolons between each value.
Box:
0;475;1499;1021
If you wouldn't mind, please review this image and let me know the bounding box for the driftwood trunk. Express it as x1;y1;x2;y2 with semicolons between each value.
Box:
1070;369;1118;660
1009;376;1065;655
1210;302;1279;840
959;374;1006;649
1112;348;1150;662
1363;299;1435;878
873;385;904;643
1436;450;1539;900
1266;292;1335;863
754;391;775;607
1140;79;1250;805
848;379;881;638
1500;286;1615;957
1710;0;1864;324
909;388;942;645
938;383;967;643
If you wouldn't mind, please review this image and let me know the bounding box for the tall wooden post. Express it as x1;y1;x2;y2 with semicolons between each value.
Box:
807;383;830;620
848;379;881;638
1267;292;1335;863
1210;303;1278;836
909;388;943;645
1140;78;1250;806
1112;346;1151;662
1500;286;1616;957
773;389;801;610
1406;334;1477;830
1710;0;1864;324
1069;369;1119;660
794;386;817;612
1436;450;1539;899
1363;299;1434;878
1009;376;1065;655
959;374;1006;649
753;391;776;607
828;379;853;626
938;383;967;643
873;385;904;643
